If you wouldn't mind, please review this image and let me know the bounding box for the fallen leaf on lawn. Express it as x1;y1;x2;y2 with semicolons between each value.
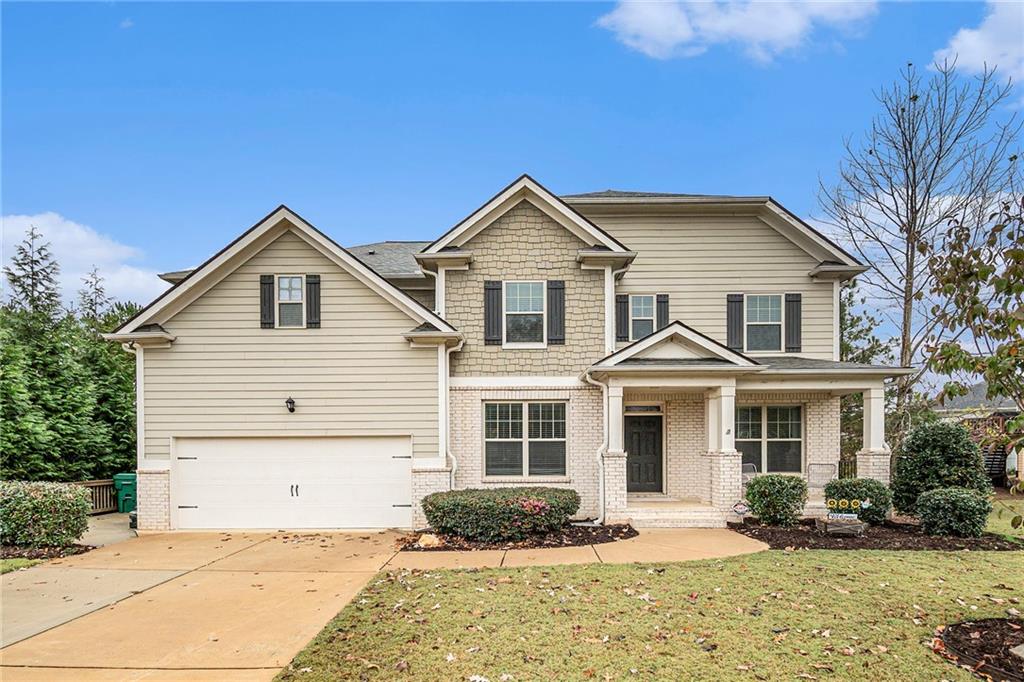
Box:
395;660;409;672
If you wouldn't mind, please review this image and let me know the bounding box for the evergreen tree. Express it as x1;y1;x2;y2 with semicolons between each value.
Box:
0;319;54;479
77;266;112;321
4;226;62;317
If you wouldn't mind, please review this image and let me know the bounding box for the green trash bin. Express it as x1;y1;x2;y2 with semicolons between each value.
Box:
112;473;137;514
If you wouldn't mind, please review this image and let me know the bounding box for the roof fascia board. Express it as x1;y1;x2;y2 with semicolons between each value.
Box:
424;175;629;254
595;321;758;368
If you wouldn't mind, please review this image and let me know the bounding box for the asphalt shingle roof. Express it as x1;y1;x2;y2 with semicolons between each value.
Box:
347;241;430;278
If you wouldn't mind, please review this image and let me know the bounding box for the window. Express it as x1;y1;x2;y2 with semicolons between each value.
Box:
735;405;802;474
277;275;304;327
630;295;655;341
745;294;783;351
504;281;545;345
484;401;566;476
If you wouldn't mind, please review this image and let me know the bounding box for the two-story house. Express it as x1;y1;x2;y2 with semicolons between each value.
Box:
107;175;910;531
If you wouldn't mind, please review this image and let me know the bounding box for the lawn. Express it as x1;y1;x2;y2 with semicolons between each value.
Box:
278;550;1021;681
0;558;41;574
988;496;1024;539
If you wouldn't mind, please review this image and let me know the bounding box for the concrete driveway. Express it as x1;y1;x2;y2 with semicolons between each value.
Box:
0;527;765;681
1;531;402;681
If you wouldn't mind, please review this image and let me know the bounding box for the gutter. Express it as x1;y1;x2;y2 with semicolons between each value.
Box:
582;370;609;525
445;339;466;489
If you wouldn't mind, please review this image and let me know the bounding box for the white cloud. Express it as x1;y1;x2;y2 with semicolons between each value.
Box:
1;212;168;309
597;0;878;62
933;1;1024;82
119;18;134;30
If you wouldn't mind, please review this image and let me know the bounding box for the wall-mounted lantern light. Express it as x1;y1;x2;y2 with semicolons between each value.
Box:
285;397;296;413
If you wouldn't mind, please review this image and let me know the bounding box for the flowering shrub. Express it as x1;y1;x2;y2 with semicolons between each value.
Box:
422;487;580;542
0;481;91;547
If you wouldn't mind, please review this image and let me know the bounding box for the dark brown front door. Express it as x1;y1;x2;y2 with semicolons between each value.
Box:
625;415;662;493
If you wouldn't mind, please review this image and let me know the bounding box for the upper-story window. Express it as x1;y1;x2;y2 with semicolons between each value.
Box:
276;275;305;327
745;294;782;352
504;281;545;346
630;295;656;341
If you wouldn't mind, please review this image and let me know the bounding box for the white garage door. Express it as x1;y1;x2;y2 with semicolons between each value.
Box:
173;436;412;529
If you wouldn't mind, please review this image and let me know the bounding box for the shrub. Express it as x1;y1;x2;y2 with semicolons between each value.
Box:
0;481;90;547
823;477;892;525
891;422;992;513
422;487;580;542
917;487;992;537
745;475;807;527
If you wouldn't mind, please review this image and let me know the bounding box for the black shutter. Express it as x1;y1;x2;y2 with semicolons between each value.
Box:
260;275;275;329
615;294;629;342
785;293;802;353
306;275;321;328
726;294;743;352
547;280;565;345
656;294;669;330
484;281;502;345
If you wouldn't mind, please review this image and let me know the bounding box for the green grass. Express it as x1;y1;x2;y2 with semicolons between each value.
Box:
988;497;1024;539
278;550;1022;681
0;558;41;574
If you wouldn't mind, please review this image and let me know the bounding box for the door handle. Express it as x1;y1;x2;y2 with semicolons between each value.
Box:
289;484;295;497
294;484;299;497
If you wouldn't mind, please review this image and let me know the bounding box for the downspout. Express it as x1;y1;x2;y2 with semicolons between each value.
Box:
445;339;465;489
583;369;608;525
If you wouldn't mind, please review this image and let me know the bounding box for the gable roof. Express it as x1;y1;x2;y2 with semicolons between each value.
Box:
563;190;863;271
422;174;632;254
113;205;457;336
593;321;760;369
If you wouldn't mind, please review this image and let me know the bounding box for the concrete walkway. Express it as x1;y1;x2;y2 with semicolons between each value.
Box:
80;513;136;548
0;528;765;681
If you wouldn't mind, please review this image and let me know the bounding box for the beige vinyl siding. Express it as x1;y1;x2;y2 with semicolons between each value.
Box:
588;214;835;360
143;229;439;461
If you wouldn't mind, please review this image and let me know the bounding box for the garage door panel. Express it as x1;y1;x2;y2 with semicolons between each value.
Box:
173;436;413;529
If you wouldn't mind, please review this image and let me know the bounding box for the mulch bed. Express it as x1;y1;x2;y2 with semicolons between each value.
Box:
729;518;1024;551
399;523;638;552
1;545;94;560
934;618;1024;681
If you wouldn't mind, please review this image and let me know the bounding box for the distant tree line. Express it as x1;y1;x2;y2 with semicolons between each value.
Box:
1;227;141;481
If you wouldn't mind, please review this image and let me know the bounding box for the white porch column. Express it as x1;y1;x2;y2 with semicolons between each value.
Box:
603;384;628;519
707;384;741;511
856;385;891;484
608;385;624;454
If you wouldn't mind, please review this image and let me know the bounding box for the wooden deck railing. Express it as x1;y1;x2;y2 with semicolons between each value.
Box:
78;479;117;514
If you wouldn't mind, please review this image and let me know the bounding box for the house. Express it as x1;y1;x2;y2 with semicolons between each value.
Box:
937;382;1020;487
105;175;911;531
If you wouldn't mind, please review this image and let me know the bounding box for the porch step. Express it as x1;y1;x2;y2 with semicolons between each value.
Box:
626;507;728;528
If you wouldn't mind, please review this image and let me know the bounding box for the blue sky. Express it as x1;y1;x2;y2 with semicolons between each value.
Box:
2;1;1020;305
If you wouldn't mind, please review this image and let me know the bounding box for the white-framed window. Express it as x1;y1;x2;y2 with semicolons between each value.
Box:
629;294;656;341
735;405;803;474
276;275;304;328
745;294;783;352
503;281;545;347
484;401;566;476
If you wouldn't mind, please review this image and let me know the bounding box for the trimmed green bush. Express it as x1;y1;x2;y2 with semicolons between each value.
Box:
891;422;992;513
916;487;992;538
0;481;90;547
422;487;580;542
745;475;807;527
823;477;892;525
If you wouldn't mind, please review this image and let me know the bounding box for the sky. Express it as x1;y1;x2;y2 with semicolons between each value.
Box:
2;1;1022;307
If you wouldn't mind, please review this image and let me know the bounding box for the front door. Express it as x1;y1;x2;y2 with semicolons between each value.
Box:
625;415;663;493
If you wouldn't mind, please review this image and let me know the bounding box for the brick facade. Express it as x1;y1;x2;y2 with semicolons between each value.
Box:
136;469;170;531
856;450;892;485
412;468;452;528
448;384;604;518
445;201;606;376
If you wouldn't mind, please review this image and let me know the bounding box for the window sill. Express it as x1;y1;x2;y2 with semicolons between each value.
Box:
501;342;547;350
482;476;571;484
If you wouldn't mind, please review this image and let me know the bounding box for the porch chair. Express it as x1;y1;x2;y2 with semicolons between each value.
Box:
741;463;758;489
807;463;837;493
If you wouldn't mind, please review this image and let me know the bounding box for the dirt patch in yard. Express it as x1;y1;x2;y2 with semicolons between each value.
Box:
729;518;1023;551
399;523;638;551
935;618;1024;681
1;544;94;560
